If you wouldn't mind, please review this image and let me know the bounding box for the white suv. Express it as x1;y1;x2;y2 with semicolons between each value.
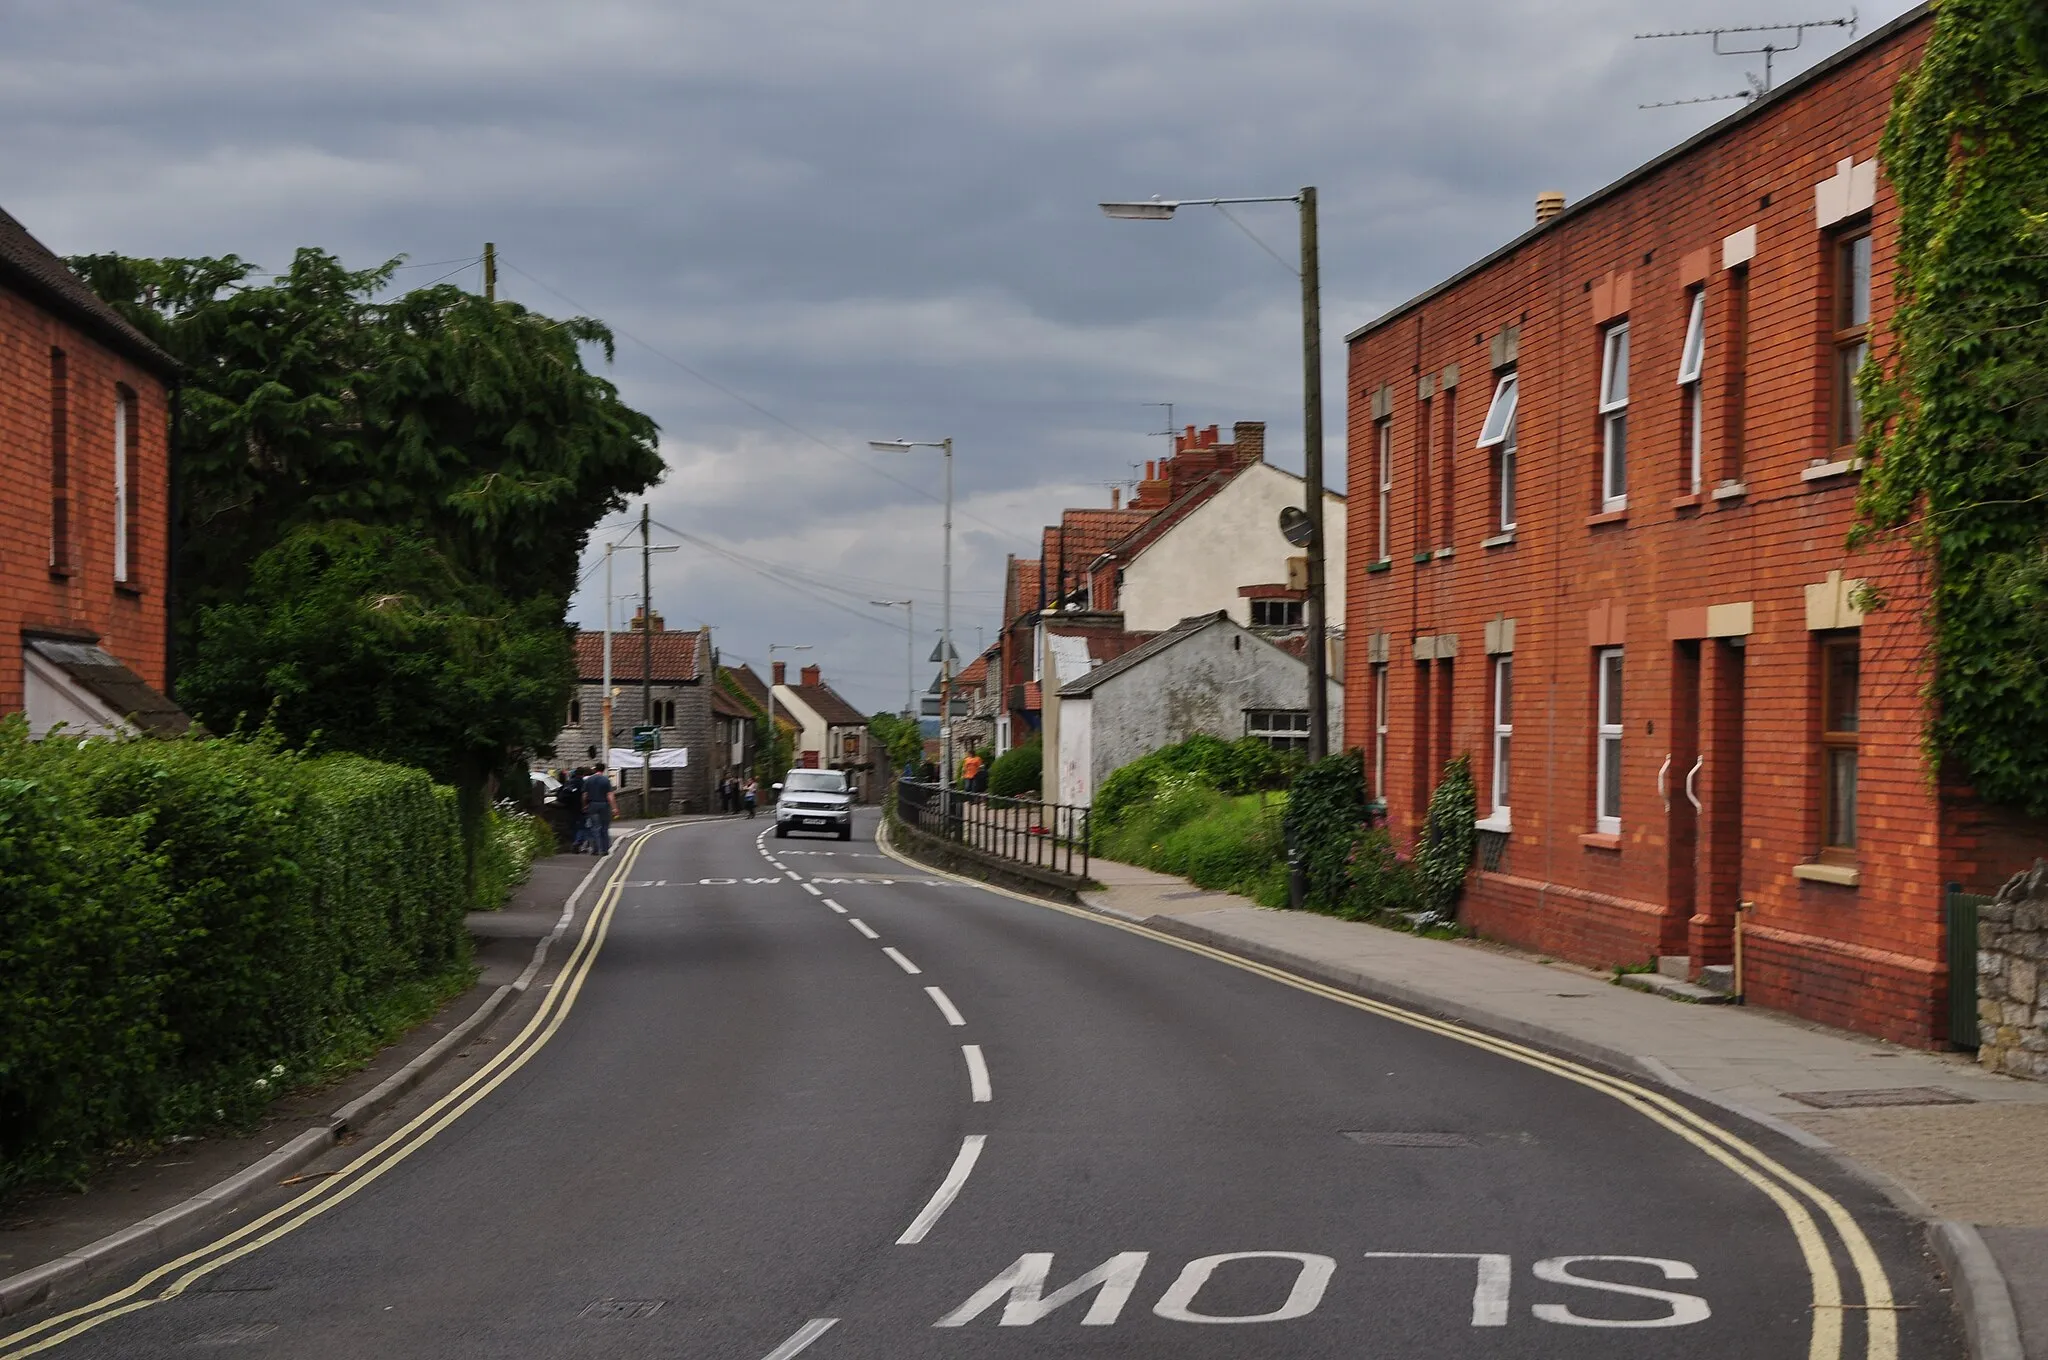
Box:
774;769;853;841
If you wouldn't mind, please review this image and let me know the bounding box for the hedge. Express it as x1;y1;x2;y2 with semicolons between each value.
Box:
0;720;475;1191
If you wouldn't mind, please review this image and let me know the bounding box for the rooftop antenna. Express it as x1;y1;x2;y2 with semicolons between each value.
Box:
1635;10;1857;109
1144;401;1176;467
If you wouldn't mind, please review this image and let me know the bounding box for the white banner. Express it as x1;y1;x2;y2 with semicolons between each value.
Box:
609;747;689;770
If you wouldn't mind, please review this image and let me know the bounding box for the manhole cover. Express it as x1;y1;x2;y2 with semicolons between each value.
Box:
580;1299;667;1320
1784;1086;1975;1109
1342;1131;1476;1148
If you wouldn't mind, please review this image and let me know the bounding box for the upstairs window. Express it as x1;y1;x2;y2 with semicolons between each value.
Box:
1598;323;1630;511
1476;372;1518;533
114;385;137;585
1491;656;1513;820
1677;289;1706;495
569;698;582;726
1372;663;1389;803
1834;232;1872;449
1246;709;1310;753
1250;598;1304;627
1375;418;1393;562
49;348;69;573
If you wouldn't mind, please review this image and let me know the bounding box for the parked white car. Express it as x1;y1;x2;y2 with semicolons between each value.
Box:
774;769;853;841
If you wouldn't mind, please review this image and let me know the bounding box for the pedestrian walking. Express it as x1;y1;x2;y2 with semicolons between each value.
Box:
563;767;591;853
584;763;619;853
742;777;758;819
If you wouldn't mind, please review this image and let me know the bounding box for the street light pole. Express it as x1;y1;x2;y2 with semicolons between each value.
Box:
1099;190;1329;761
870;438;956;788
766;642;812;783
871;599;915;719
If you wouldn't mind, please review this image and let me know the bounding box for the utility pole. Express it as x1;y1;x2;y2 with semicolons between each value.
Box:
483;242;496;302
640;502;654;803
1299;186;1328;762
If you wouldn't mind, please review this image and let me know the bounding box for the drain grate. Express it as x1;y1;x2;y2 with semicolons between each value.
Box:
1341;1130;1476;1148
1784;1086;1976;1109
580;1299;667;1320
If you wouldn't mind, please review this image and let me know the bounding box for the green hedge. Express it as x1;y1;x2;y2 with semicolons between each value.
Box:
987;740;1041;798
0;721;474;1191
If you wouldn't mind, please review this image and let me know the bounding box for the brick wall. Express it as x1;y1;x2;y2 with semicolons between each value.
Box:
0;285;171;712
1340;11;2003;1045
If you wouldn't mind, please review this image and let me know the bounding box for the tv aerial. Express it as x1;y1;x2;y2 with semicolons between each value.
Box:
1636;11;1857;110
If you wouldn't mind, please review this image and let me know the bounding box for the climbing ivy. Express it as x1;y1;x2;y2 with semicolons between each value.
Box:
1854;0;2048;812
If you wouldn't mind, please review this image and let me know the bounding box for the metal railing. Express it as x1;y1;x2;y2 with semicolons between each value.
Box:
896;780;1091;880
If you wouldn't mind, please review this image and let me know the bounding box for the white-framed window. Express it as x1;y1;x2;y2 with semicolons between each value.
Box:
1491;656;1512;819
113;387;131;583
1250;598;1305;628
1246;709;1310;753
1595;647;1623;834
1476;372;1518;532
1372;663;1389;802
1834;231;1872;449
1599;322;1630;511
1677;289;1705;495
1375;418;1393;562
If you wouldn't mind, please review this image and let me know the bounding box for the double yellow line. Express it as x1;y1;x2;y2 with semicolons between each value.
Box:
0;829;662;1359
876;832;1898;1360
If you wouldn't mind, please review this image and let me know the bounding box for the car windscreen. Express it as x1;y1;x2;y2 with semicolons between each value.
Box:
784;772;847;794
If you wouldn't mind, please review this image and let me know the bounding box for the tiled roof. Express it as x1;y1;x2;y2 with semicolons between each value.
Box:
1022;681;1042;711
1006;557;1043;623
1057;611;1236;697
722;664;771;711
711;685;754;719
1041;510;1148;603
0;207;179;377
572;629;699;682
954;654;989;687
24;636;194;737
1100;471;1235;563
788;683;867;727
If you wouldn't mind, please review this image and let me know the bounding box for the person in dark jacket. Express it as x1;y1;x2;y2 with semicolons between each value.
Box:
563;767;590;853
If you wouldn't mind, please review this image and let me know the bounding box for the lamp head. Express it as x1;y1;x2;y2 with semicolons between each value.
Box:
1100;198;1179;221
868;439;914;452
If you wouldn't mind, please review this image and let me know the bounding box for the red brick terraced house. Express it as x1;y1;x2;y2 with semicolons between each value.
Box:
1343;5;2042;1048
2;206;187;738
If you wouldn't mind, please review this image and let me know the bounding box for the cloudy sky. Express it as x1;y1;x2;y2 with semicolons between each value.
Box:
2;0;1914;716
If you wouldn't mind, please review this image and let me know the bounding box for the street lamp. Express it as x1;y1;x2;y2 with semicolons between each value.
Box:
766;642;812;784
1099;189;1329;762
870;438;955;788
871;599;916;719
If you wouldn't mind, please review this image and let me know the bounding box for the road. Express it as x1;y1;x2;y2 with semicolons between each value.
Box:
0;810;1958;1358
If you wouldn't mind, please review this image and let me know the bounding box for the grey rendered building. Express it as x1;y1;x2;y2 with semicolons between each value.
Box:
549;613;715;814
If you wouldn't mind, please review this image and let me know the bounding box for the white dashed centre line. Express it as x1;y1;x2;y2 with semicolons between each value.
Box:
802;883;822;896
759;1317;839;1359
821;898;846;913
897;1135;985;1246
849;918;881;940
785;872;803;882
924;986;966;1026
882;947;922;976
961;1045;992;1102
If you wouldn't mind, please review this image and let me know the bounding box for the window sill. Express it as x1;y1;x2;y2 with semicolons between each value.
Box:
1710;480;1749;504
47;566;72;582
1480;530;1517;550
1412;552;1435;565
1584;509;1629;529
1365;559;1393;575
1476;812;1513;834
114;583;143;599
1792;861;1860;887
1433;547;1457;561
1801;456;1865;484
1578;831;1622;851
1670;493;1703;514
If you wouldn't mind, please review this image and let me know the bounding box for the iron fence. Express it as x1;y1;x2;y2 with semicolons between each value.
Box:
896;780;1091;880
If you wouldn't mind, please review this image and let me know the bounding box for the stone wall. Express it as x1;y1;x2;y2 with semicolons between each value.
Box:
1979;860;2048;1079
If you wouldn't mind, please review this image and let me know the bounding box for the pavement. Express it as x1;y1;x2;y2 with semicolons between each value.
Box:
1078;854;2048;1359
0;811;1971;1358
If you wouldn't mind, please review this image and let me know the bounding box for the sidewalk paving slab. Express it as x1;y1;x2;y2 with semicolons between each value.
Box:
1072;856;2048;1359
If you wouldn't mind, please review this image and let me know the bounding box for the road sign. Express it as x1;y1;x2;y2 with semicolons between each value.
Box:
632;725;661;751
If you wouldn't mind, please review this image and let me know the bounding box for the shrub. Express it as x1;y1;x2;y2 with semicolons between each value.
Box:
472;805;555;911
1095;786;1286;901
1091;734;1298;834
1283;750;1372;912
1414;755;1478;919
0;720;474;1191
988;740;1041;798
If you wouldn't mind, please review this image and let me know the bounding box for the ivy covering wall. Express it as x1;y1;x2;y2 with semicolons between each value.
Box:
1856;0;2048;812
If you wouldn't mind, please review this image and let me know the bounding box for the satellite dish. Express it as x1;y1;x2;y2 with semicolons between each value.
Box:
1278;505;1316;548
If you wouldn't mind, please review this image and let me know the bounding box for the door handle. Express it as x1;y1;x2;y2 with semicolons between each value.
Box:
1658;754;1672;811
1685;756;1703;813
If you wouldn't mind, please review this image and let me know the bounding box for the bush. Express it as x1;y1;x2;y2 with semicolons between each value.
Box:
0;720;474;1191
1414;755;1477;919
1283;750;1373;912
1091;734;1298;833
1095;784;1288;903
988;740;1041;798
472;806;555;911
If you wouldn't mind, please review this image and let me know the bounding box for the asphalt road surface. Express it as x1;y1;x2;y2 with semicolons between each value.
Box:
1;810;1959;1359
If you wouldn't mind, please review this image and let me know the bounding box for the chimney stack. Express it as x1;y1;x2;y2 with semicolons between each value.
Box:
1535;190;1566;225
800;663;821;687
1110;486;1121;509
1232;421;1266;465
772;661;786;686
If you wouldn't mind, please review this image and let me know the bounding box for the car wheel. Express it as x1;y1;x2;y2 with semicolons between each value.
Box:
774;825;788;839
838;824;853;841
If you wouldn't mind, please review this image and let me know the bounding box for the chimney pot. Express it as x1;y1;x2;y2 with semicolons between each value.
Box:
1535;190;1567;225
772;661;786;686
1110;486;1121;509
